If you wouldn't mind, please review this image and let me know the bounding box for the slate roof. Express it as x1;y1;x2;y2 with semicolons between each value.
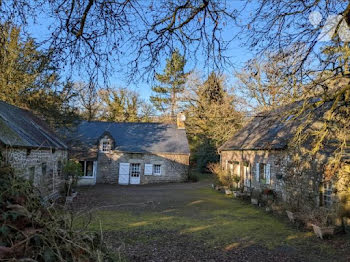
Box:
63;121;190;155
219;100;331;151
0;101;67;149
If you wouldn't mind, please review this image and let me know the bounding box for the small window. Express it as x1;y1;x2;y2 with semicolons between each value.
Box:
26;149;31;156
102;141;111;152
320;181;333;207
29;167;35;184
42;163;47;176
153;164;161;175
259;163;266;181
130;163;141;177
57;161;62;178
256;163;270;184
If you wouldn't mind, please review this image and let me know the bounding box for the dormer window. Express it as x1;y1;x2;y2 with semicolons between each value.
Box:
102;140;111;152
99;133;114;153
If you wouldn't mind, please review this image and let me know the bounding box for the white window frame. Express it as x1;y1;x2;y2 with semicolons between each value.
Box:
257;163;271;185
153;164;161;175
102;140;111;152
130;163;141;177
80;160;94;178
321;181;333;207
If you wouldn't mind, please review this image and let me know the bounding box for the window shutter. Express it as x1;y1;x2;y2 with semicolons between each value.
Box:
237;164;241;177
144;164;153;175
266;164;271;184
119;163;130;175
256;163;260;181
93;161;97;178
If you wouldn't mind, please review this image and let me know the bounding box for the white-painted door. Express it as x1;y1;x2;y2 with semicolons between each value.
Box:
130;163;141;185
118;163;130;185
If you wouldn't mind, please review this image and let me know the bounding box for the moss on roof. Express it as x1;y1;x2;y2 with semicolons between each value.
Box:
0;117;24;146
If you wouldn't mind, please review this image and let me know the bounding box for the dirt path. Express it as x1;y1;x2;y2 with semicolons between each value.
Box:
73;181;349;262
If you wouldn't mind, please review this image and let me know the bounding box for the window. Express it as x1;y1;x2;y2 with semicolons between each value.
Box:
102;140;111;152
29;167;35;185
320;181;333;207
153;164;161;175
130;163;141;177
86;161;93;177
256;163;270;184
259;163;266;181
42;163;47;176
79;161;94;177
57;161;62;178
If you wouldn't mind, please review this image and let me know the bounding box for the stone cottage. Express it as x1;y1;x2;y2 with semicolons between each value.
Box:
0;101;68;199
63;114;190;186
219;101;349;211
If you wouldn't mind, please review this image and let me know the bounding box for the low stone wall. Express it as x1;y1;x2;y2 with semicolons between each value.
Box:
97;151;189;184
1;146;68;198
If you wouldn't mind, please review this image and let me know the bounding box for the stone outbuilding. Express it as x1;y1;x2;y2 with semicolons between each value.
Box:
0;101;68;199
219;101;349;212
63;114;190;186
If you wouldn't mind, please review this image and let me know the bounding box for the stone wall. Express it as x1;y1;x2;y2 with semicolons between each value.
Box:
96;151;190;184
220;149;343;211
1;146;68;199
220;149;288;198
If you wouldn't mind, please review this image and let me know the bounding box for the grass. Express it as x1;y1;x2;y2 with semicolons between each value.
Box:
188;169;214;182
75;186;344;260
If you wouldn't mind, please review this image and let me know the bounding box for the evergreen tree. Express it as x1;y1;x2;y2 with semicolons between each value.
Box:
0;22;77;127
150;50;188;118
185;72;243;171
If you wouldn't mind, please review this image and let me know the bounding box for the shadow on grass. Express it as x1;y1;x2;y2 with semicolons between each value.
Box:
75;185;347;261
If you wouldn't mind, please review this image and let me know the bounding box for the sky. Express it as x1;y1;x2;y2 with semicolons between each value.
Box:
26;1;254;100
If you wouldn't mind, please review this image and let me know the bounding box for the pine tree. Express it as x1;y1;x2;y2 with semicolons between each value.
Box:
185;72;243;170
150;50;188;118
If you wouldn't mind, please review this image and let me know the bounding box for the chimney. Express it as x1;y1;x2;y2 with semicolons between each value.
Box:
177;112;186;129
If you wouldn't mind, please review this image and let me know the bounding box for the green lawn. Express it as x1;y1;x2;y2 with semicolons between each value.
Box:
74;186;349;261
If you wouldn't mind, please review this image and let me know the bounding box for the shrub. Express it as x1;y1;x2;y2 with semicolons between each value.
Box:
63;160;83;196
188;173;199;182
207;162;234;188
0;163;119;261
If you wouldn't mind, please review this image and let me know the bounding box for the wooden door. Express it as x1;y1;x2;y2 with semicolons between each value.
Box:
118;163;130;185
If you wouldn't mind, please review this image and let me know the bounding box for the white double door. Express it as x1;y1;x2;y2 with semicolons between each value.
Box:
118;163;140;185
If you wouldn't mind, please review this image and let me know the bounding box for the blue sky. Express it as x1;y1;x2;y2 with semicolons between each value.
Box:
26;1;254;101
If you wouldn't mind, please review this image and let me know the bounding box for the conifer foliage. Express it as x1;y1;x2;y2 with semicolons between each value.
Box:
185;72;243;171
150;50;189;118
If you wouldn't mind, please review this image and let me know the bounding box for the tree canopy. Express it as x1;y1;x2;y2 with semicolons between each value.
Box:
184;72;243;170
0;23;77;127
